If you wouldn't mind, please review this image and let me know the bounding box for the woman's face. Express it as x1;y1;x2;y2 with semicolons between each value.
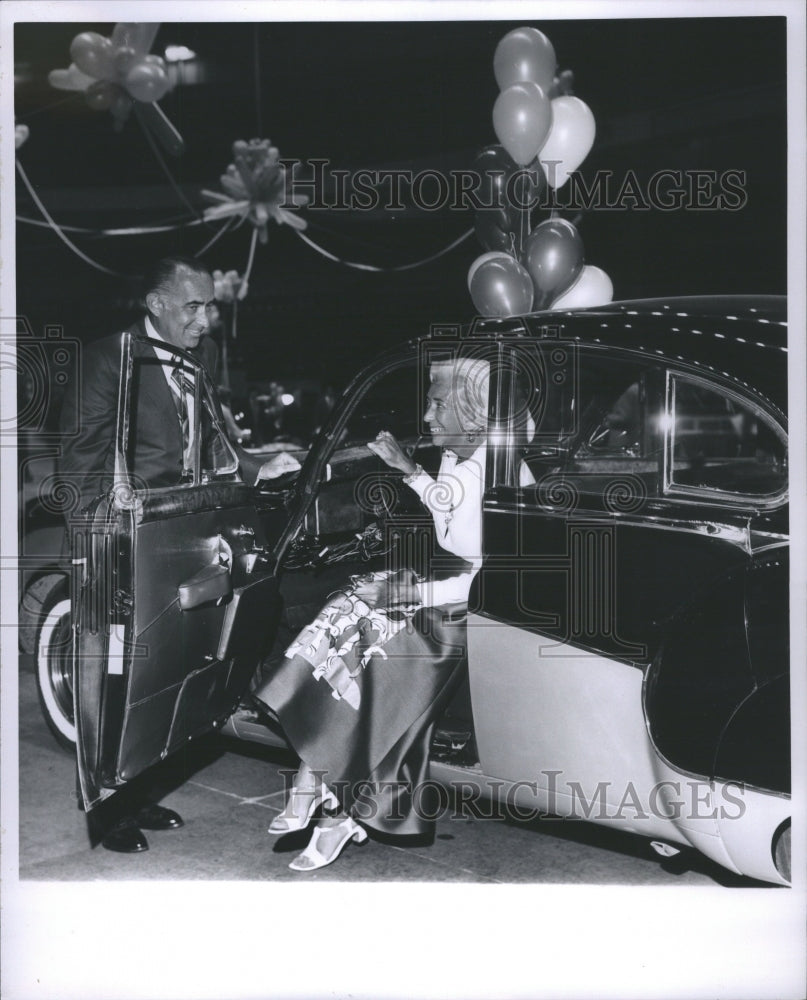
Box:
423;372;468;450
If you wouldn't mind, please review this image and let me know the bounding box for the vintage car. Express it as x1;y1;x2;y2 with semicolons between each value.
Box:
25;295;791;885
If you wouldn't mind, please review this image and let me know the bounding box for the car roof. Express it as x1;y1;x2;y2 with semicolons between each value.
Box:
471;295;788;416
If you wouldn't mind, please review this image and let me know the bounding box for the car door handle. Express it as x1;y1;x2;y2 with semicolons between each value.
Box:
177;562;232;611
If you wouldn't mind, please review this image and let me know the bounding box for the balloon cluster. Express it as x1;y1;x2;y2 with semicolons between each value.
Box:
213;269;249;303
468;26;613;318
48;23;184;154
491;27;595;184
201;140;309;243
50;24;168;120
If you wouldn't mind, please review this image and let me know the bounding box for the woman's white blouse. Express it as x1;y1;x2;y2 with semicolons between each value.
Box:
404;445;486;607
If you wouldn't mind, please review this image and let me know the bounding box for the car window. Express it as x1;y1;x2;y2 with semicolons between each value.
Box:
500;346;663;500
127;354;239;487
200;379;240;479
667;375;787;499
337;362;422;449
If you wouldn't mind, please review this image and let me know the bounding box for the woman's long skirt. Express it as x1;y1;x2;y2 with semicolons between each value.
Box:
254;578;467;837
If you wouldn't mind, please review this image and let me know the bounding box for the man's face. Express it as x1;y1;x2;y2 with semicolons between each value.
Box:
150;268;215;350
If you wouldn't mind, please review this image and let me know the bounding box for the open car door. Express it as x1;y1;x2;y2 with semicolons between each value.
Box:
73;333;280;809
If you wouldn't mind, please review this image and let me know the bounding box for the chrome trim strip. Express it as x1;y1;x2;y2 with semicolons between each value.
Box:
483;502;751;550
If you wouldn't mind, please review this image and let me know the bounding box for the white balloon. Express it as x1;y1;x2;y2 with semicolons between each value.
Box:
467;251;512;291
539;96;596;189
550;265;613;310
48;62;96;92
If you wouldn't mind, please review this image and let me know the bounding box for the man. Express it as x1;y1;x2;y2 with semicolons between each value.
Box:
59;256;298;852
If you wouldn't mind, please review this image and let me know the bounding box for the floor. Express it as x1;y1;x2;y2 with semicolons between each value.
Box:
15;663;750;886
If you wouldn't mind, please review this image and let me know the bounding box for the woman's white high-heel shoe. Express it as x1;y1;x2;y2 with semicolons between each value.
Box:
268;782;338;835
288;817;368;871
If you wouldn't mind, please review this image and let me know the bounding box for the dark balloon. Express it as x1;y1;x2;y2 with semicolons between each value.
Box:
472;145;546;253
548;69;575;98
469;256;534;318
521;218;585;309
475;211;515;252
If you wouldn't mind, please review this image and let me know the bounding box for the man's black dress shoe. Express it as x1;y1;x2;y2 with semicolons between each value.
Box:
102;817;149;853
136;804;184;831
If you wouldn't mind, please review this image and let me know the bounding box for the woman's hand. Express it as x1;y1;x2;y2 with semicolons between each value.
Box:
367;430;417;474
352;571;421;609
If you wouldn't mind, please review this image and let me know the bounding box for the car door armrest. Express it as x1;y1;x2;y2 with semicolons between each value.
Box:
178;563;232;611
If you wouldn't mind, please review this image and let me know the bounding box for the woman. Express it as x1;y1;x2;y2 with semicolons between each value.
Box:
255;357;491;871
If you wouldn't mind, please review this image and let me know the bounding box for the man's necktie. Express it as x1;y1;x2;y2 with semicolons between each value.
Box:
170;365;195;470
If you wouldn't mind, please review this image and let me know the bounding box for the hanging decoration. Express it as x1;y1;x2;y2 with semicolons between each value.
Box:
201;139;309;244
469;25;610;317
47;23;184;155
212;269;249;391
213;269;249;304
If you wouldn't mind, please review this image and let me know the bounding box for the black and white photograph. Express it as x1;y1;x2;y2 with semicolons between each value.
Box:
1;2;805;998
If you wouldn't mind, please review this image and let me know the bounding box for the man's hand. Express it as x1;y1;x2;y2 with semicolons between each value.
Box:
367;430;417;474
256;452;302;480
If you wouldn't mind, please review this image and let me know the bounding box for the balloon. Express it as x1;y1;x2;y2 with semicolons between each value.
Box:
522;217;585;309
85;80;115;111
549;265;613;310
548;69;575;98
493;82;552;167
494;27;556;91
539;97;596;189
125;61;170;102
109;88;134;124
70;32;115;80
472;144;518;211
474;211;515;253
467;251;513;291
472;145;545;250
469;257;534;318
48;63;96;91
113;46;139;75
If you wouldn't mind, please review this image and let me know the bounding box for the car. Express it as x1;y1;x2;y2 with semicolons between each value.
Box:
24;295;791;885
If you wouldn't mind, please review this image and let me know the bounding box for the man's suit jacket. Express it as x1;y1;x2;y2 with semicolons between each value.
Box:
59;317;261;513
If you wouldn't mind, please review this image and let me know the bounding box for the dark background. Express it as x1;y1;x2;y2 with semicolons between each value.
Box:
14;16;787;389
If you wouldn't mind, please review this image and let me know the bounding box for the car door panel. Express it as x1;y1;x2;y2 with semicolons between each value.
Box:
479;497;751;665
74;483;278;806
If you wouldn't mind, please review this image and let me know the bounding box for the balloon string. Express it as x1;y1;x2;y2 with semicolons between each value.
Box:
16;92;84;119
294;227;473;272
242;227;259;284
253;27;263;136
137;109;204;221
16;214;207;236
15;159;125;276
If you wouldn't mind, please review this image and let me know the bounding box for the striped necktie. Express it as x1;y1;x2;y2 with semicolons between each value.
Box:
170;365;195;470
